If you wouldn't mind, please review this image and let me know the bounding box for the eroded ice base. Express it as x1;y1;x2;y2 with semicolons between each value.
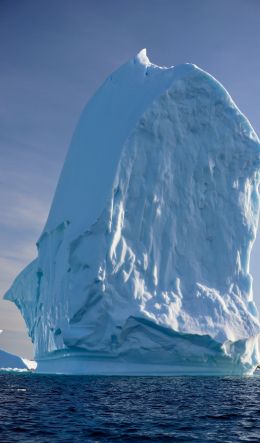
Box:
36;318;260;376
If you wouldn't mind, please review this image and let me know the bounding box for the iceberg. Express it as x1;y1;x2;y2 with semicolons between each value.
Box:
0;348;27;371
4;50;260;375
0;330;35;371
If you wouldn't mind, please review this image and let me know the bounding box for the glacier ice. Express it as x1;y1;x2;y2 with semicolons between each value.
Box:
4;49;260;375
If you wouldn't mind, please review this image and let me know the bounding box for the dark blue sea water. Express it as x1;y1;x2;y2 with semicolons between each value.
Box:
0;373;260;442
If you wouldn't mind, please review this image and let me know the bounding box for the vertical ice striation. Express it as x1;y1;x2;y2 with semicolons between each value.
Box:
4;50;260;374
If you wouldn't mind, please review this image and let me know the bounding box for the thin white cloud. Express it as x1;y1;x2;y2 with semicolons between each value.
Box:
0;240;37;292
0;191;48;232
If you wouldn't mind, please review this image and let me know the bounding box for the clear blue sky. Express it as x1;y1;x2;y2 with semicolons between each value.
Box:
1;0;260;358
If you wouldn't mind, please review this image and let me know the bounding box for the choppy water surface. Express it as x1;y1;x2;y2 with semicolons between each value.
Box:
0;373;260;442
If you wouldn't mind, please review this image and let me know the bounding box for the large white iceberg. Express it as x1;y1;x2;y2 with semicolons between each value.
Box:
5;50;260;375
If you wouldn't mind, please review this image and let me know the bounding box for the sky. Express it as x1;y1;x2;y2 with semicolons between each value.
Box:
1;0;260;358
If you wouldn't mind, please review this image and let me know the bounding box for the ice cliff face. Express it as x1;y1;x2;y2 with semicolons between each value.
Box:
5;50;260;374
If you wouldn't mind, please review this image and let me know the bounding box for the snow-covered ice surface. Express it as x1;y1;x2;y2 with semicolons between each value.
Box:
5;50;260;375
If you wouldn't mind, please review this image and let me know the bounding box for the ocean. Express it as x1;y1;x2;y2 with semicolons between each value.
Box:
0;373;259;442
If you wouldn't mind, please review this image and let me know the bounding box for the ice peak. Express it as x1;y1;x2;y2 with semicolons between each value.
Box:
134;48;151;66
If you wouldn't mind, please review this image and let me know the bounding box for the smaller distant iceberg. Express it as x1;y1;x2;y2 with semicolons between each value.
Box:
0;347;28;371
0;331;36;371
